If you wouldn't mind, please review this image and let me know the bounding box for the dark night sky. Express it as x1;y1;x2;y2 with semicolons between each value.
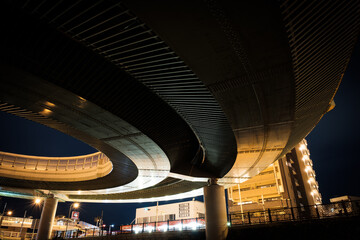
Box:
0;110;203;226
305;40;360;202
0;40;359;227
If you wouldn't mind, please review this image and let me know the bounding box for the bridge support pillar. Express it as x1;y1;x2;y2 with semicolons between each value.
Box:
204;178;228;240
37;196;58;240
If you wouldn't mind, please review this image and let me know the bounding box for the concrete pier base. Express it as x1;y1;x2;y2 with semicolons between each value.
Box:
203;178;228;240
37;196;58;240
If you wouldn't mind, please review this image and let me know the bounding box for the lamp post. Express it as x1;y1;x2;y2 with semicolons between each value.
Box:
0;203;7;238
19;210;27;238
30;198;42;240
108;224;114;235
65;203;79;238
101;224;105;236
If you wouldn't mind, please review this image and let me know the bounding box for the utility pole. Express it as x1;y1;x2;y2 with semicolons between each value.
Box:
237;184;244;223
20;210;27;238
0;202;7;237
100;210;103;236
31;219;37;240
155;202;159;223
261;194;267;222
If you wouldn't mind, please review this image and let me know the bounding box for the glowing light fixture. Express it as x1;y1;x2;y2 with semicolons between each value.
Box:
34;198;41;204
302;155;309;161
45;101;55;107
39;108;52;116
299;144;306;151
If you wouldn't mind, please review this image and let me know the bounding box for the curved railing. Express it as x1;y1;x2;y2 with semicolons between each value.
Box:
0;151;113;182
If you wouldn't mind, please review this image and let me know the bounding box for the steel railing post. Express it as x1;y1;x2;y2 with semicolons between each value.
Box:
268;209;272;223
315;206;320;218
341;201;348;216
291;207;295;220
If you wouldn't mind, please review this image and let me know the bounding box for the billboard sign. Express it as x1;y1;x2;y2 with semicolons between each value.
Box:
71;211;80;220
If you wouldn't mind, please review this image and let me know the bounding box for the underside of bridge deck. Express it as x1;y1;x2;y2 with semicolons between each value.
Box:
0;0;359;203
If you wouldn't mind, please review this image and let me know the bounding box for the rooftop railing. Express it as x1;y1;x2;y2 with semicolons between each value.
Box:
0;151;109;171
0;151;112;182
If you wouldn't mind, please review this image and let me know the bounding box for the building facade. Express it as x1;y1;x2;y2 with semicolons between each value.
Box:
0;215;99;239
228;139;321;218
135;200;205;224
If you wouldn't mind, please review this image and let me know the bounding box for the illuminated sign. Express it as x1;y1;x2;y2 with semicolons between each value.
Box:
71;211;80;220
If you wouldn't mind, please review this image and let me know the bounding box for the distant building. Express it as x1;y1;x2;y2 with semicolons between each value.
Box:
228;139;321;220
0;215;99;239
330;195;360;203
329;195;360;216
135;200;205;224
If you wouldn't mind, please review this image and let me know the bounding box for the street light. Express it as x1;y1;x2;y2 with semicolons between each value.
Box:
101;224;106;236
6;211;12;216
108;224;114;235
34;198;41;205
65;203;80;238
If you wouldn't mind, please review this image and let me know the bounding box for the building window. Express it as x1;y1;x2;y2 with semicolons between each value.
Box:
179;203;190;217
256;184;276;189
294;178;300;186
258;170;273;176
235;187;250;192
297;190;302;198
165;214;175;221
263;197;280;202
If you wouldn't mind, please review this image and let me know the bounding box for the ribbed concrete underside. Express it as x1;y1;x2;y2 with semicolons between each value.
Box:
0;0;359;201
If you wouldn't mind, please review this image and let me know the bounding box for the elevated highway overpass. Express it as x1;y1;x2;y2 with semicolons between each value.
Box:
0;0;359;239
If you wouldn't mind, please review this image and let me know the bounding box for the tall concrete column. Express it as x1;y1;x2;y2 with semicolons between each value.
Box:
203;178;228;240
37;196;58;240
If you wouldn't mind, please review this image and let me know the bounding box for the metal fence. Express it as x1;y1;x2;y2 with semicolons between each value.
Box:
0;230;37;240
229;200;360;226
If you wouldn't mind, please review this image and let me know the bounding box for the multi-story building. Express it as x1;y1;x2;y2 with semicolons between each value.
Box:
128;200;205;233
228;139;321;220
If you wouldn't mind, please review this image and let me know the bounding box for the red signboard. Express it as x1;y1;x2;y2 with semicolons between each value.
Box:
121;225;132;232
156;221;168;232
71;211;80;220
168;220;181;231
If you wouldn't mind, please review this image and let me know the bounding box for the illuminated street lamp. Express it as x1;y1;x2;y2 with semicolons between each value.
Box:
6;211;12;216
65;202;80;238
108;224;114;235
34;198;42;205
